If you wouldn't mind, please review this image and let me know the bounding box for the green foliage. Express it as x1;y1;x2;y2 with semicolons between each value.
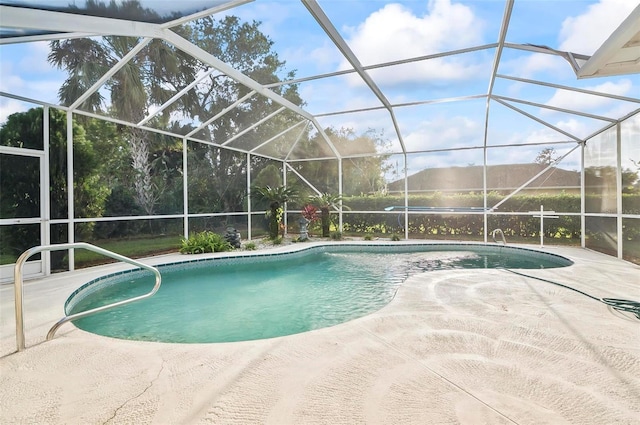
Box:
364;233;374;241
271;236;283;245
254;185;298;206
390;233;401;241
330;231;343;240
339;193;596;242
308;192;348;237
289;127;391;197
244;242;257;251
252;164;283;190
73;235;182;268
179;231;233;254
253;185;298;239
0;108;109;262
49;3;304;222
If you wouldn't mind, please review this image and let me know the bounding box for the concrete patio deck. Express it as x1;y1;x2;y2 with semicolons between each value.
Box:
1;244;638;424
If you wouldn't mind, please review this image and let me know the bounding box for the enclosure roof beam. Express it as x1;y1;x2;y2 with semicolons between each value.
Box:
0;90;286;163
162;28;342;159
490;144;581;211
265;43;498;88
491;95;617;122
251;120;307;154
69;38;153;111
487;0;514;98
0;31;95;45
583;107;640;142
184;135;283;162
285;122;313;161
220;107;286;146
285;163;324;197
0;5;164;38
159;0;253;29
163;29;315;122
492;97;583;143
503;42;588;74
497;74;640;103
138;68;217;127
504;42;590;61
301;0;407;154
314;94;487;118
185;91;256;138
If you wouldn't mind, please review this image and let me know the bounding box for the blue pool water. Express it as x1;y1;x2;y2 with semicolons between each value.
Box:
67;244;572;343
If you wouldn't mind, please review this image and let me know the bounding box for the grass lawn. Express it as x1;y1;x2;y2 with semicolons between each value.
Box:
74;235;183;268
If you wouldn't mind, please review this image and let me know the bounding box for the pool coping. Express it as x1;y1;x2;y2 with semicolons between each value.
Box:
1;243;639;424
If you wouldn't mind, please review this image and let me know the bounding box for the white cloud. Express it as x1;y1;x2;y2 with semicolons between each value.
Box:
368;57;487;86
339;0;485;85
1;42;63;105
403;115;483;152
0;98;32;126
503;53;574;80
18;42;52;73
544;79;633;112
559;0;637;55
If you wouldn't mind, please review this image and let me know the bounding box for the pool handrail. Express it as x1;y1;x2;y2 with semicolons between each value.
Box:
492;229;507;245
13;242;162;352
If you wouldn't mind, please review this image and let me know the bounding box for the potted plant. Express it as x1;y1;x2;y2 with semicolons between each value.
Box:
299;204;319;240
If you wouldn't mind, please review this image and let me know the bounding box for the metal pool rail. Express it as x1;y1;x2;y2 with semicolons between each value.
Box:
13;243;162;352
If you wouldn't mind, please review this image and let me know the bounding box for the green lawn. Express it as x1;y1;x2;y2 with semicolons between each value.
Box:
74;235;183;268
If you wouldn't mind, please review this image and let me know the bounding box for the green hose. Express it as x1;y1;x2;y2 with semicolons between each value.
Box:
500;268;640;320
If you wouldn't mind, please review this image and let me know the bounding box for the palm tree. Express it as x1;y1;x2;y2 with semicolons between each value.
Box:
48;2;195;216
308;193;346;237
253;185;298;239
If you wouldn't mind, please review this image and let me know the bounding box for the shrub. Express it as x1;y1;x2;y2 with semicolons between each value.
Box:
272;236;283;245
179;231;233;254
390;233;401;241
364;232;373;241
244;242;257;250
330;231;343;240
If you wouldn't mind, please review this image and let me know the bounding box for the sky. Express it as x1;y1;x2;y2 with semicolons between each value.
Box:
1;0;639;177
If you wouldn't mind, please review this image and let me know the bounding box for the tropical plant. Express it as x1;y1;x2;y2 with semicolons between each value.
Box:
49;2;304;218
179;231;232;254
301;204;319;222
253;185;298;239
308;193;347;237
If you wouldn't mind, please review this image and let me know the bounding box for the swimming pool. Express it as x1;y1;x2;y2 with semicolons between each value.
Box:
66;243;573;343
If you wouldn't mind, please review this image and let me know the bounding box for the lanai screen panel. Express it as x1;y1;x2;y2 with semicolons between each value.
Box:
315;109;400;157
394;98;488;152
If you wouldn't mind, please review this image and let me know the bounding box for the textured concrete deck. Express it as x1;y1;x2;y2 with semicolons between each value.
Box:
1;244;639;424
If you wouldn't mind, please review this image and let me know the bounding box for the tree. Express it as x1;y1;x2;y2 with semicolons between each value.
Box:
183;15;303;214
291;127;391;197
49;1;197;216
253;185;298;239
624;158;640;194
0;108;108;260
535;148;559;165
50;2;304;219
308;193;346;237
